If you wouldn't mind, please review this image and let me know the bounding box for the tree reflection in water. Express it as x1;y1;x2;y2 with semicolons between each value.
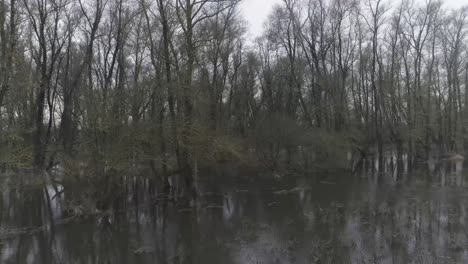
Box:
1;158;468;263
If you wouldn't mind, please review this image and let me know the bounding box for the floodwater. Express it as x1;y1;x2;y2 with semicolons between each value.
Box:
1;158;468;264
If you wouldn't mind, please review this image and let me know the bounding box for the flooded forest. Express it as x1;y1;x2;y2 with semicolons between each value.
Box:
1;0;468;263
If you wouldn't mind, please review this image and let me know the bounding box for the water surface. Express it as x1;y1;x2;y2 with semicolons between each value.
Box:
1;160;467;263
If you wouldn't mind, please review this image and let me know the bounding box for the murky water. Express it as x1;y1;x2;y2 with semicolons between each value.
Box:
1;159;468;263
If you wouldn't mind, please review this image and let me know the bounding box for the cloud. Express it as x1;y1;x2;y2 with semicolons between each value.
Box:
240;0;282;40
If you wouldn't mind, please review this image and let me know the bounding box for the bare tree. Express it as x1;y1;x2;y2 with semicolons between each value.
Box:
23;0;73;168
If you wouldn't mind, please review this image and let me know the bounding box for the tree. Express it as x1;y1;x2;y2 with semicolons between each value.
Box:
23;0;73;169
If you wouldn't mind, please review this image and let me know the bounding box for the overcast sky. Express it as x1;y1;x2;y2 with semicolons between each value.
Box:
240;0;282;40
240;0;467;40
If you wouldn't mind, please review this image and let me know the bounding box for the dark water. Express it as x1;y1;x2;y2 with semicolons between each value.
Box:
1;159;468;264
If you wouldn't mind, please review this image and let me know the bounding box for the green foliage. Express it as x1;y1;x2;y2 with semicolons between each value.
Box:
251;114;357;172
297;129;354;171
252;115;303;169
0;129;33;169
75;119;160;173
189;123;246;165
0;145;33;169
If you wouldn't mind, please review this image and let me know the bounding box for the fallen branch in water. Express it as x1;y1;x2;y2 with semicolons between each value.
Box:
0;214;79;240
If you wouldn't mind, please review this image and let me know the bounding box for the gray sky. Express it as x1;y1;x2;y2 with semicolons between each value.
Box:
240;0;467;40
240;0;282;40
